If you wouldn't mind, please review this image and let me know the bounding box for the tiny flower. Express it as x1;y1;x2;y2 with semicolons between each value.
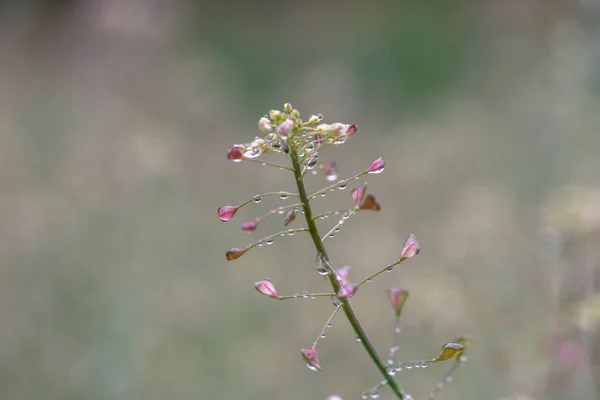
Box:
321;161;339;182
227;145;244;162
283;103;293;114
358;194;381;211
254;279;279;299
308;115;320;124
258;117;273;133
316;123;329;132
351;183;367;208
241;220;258;232
225;247;248;261
329;123;346;137
345;124;357;136
400;234;420;261
337;283;358;299
218;205;237;222
366;157;385;174
301;346;321;371
387;288;409;317
276;118;294;136
284;209;297;226
335;266;351;285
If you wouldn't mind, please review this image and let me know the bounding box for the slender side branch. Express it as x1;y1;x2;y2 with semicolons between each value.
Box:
289;143;405;399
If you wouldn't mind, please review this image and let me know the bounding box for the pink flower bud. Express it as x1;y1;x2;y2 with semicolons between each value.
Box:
345;124;357;136
227;145;244;162
225;247;248;261
254;279;279;299
276;119;293;136
218;206;237;222
284;209;297;226
366;157;385;174
359;194;381;211
335;266;351;285
351;183;367;207
301;346;321;371
387;288;409;317
400;233;420;261
241;220;258;232
314;133;323;147
337;283;358;299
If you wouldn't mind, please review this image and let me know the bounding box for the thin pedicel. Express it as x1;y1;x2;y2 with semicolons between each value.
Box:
219;103;469;399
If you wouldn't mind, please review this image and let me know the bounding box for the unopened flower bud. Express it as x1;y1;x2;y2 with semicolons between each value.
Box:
284;209;297;226
301;346;321;371
345;124;357;136
335;266;351;285
337;283;358;299
225;247;248;261
241;220;258;232
218;205;237;222
358;194;381;211
276;118;293;136
434;342;465;362
254;279;279;299
316;123;329;132
366;157;385;174
387;288;409;317
227;145;244;162
283;103;293;114
351;183;367;207
308;115;320;124
291;109;300;119
269;109;282;121
258;117;273;133
329;123;346;137
400;234;420;261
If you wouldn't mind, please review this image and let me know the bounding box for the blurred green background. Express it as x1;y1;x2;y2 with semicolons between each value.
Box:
1;0;600;399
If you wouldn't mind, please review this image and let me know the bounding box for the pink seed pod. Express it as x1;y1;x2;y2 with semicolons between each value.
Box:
400;234;420;261
366;157;385;174
218;206;237;222
254;279;279;299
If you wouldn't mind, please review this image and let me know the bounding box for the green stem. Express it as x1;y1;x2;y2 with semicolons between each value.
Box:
289;142;404;399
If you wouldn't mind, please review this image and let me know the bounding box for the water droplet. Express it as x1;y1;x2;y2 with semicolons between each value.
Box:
342;213;349;219
328;233;335;239
306;158;318;169
257;241;265;247
369;391;380;399
387;369;396;376
405;363;413;369
317;113;323;121
278;208;285;214
305;362;319;372
300;291;309;299
436;382;445;389
420;363;428;369
395;366;403;372
337;180;347;190
331;296;341;307
279;192;288;199
395;327;401;334
326;322;332;327
385;264;394;272
387;359;394;365
253;195;262;203
356;336;362;342
361;394;368;400
320;332;327;338
333;226;340;233
316;255;330;275
366;278;372;283
287;230;295;236
445;376;453;383
261;162;266;166
311;170;317;175
306;143;315;151
265;237;274;245
320;192;327;197
329;187;335;192
459;355;468;362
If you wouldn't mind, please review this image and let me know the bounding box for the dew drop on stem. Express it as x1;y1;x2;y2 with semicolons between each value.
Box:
337;180;347;190
265;237;274;245
279;192;288;199
253;195;262;203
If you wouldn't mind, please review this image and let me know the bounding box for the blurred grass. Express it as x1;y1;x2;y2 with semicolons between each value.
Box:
0;0;600;399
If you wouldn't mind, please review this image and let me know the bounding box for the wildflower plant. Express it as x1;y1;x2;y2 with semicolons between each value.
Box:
218;103;470;399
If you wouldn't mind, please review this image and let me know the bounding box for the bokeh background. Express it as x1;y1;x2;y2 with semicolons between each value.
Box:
1;0;600;399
